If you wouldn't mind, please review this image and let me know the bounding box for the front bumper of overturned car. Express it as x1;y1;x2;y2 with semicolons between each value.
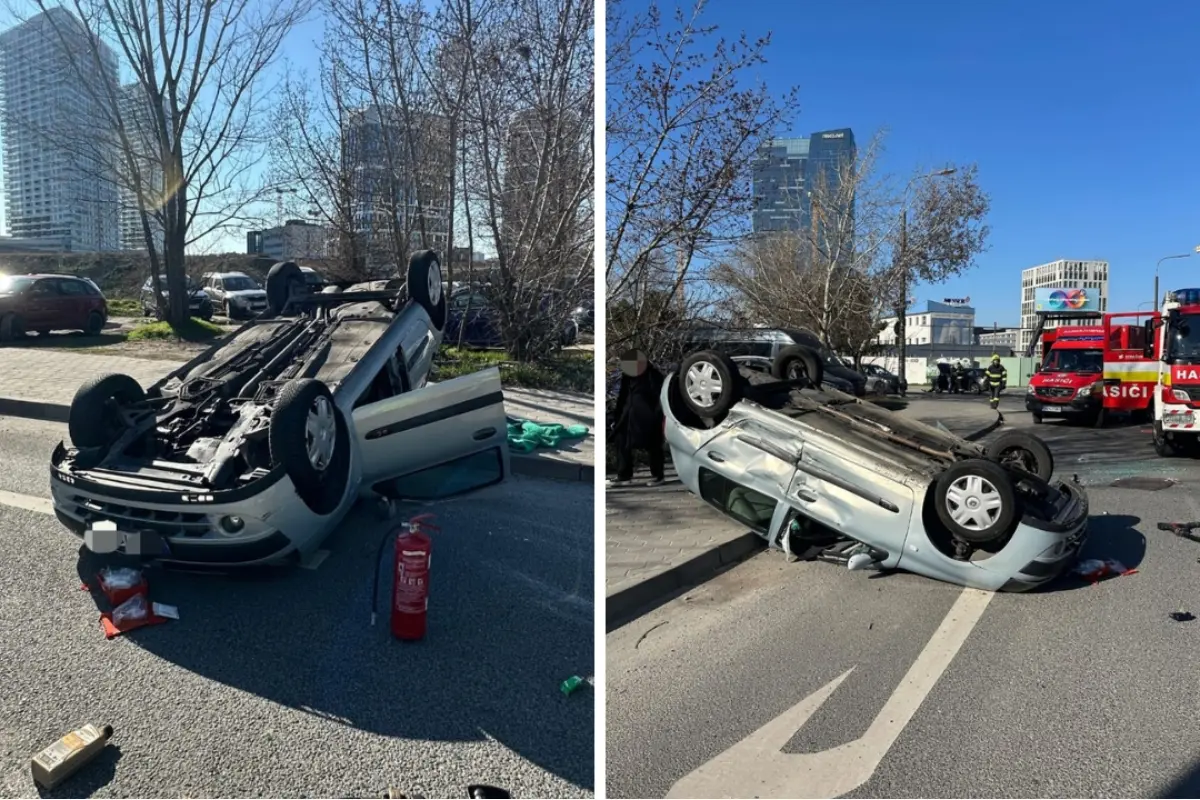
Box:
49;442;336;567
998;478;1090;592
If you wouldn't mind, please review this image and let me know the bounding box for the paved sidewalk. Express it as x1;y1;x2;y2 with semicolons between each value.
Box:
0;347;594;482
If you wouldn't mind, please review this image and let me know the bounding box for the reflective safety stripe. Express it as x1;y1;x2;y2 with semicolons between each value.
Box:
1104;360;1159;383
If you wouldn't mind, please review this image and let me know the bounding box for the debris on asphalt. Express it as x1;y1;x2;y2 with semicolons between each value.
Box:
1072;558;1137;584
30;722;114;790
468;785;512;798
96;566;147;607
1170;611;1196;623
1157;520;1200;543
560;675;593;696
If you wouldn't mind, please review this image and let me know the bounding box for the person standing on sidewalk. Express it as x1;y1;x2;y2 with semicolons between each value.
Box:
608;349;666;488
985;354;1007;409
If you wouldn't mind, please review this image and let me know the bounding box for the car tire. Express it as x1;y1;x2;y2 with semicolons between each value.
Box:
678;349;743;420
198;302;214;321
269;378;351;515
69;373;146;449
1154;421;1181;457
874;381;889;398
770;345;824;388
84;311;105;336
266;261;306;315
985;430;1054;481
407;250;447;329
1031;413;1043;424
0;313;24;342
1092;407;1107;428
934;459;1018;545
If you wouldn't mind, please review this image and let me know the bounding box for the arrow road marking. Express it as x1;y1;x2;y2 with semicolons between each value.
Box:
667;587;995;799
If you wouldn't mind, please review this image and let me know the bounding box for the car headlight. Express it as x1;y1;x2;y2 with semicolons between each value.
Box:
1171;388;1190;402
1026;385;1035;395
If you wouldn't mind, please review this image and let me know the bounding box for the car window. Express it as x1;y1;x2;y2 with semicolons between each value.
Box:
0;276;34;294
222;276;259;291
698;468;776;534
385;449;505;499
81;279;101;296
28;279;59;296
58;279;87;296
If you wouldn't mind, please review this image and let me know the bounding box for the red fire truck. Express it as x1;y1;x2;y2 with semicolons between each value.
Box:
1146;288;1200;456
1024;312;1159;427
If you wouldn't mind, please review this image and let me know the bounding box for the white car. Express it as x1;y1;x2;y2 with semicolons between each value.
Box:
50;252;510;567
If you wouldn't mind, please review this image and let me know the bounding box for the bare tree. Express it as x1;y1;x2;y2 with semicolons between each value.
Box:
11;0;312;325
606;0;796;360
891;164;991;383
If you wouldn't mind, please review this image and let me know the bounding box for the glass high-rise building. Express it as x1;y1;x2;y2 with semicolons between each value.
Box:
751;128;856;235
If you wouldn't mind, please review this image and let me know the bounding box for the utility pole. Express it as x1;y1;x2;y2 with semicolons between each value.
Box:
896;208;909;386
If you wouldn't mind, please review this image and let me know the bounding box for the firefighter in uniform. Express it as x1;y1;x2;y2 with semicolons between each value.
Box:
984;354;1007;409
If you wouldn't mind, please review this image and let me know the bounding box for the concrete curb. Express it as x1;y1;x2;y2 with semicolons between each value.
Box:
0;396;592;483
606;531;765;632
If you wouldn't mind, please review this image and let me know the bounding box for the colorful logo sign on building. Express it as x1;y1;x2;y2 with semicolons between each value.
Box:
1033;287;1098;313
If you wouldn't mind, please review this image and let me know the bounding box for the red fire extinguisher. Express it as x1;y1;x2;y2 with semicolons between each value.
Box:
372;513;440;641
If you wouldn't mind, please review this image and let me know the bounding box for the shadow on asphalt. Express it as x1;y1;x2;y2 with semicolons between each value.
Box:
3;330;128;349
1030;514;1147;593
1161;760;1200;798
70;496;594;792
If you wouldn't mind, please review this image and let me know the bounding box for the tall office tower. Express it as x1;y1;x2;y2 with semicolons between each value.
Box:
751;128;856;236
1019;259;1110;353
0;8;120;251
117;82;166;252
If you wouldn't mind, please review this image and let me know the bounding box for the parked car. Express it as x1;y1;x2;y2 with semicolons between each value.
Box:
199;271;268;319
860;363;905;396
663;347;1087;592
445;289;579;348
299;266;325;286
140;277;214;320
0;273;109;341
684;327;868;397
49;251;509;569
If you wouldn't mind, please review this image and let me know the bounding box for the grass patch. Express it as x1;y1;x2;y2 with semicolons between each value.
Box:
127;317;225;342
106;297;143;317
434;346;593;393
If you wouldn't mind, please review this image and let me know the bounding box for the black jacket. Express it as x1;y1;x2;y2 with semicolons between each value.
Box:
985;362;1007;385
614;364;665;444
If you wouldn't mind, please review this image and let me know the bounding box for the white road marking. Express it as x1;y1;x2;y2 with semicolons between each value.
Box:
0;489;53;516
667;587;995;799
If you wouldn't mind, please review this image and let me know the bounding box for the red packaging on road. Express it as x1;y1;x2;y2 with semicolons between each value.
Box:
96;567;148;607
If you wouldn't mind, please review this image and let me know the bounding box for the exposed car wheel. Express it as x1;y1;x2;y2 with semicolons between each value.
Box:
985;431;1054;481
934;459;1018;545
270;378;351;515
1154;421;1181;457
266;261;306;315
0;313;24;342
770;345;824;388
678;350;742;420
69;373;146;449
84;311;105;336
874;381;889;398
407;250;447;329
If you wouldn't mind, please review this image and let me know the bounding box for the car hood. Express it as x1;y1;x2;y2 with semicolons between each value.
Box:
225;289;266;299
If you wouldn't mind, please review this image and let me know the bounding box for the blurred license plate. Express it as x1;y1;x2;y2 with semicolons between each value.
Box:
1042;405;1063;413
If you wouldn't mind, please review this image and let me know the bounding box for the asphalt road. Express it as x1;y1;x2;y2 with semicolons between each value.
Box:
0;415;594;799
608;395;1200;798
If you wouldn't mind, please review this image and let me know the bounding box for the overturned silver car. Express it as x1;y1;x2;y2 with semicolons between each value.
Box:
664;348;1089;592
50;252;510;567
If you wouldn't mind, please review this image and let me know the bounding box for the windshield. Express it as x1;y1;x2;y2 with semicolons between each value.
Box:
1166;313;1200;363
0;276;32;294
1042;348;1103;373
223;276;259;291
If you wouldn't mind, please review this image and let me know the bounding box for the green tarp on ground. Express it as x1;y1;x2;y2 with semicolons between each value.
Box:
506;418;590;453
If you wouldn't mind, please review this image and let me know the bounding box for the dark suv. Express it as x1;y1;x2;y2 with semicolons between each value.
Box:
0;274;108;341
140;277;214;320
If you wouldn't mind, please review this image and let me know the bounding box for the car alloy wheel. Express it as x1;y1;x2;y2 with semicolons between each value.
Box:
944;474;1004;532
685;361;723;409
304;394;337;471
427;259;443;306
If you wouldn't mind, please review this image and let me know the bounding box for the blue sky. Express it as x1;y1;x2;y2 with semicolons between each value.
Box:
680;0;1200;327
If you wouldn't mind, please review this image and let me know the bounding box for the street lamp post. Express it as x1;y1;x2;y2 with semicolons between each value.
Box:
1154;247;1200;310
895;168;957;388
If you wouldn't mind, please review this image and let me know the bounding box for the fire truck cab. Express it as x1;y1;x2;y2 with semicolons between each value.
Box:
1025;313;1158;427
1146;288;1200;456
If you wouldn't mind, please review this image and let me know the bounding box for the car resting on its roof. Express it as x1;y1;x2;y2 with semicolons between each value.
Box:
664;347;1088;592
50;251;509;568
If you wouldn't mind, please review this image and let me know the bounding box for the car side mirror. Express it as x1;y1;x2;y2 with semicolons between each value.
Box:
1144;319;1156;358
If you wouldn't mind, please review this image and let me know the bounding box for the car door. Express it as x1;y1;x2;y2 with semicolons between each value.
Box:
692;420;802;546
24;279;66;330
56;279;90;328
351;365;510;499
